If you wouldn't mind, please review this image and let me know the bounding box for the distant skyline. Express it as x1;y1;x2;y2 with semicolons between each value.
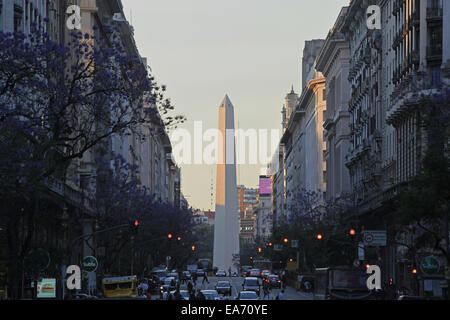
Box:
122;0;349;210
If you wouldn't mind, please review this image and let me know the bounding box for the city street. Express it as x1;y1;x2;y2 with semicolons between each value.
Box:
156;276;313;300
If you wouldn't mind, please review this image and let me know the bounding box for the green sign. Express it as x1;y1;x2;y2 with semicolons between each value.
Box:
82;256;98;273
420;256;440;276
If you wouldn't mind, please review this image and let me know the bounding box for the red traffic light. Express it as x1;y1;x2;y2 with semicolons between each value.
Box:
349;229;356;236
250;256;253;260
269;242;272;247
177;236;182;241
283;238;289;243
316;234;323;240
168;234;173;239
191;245;196;251
412;269;418;274
289;258;293;262
134;220;140;227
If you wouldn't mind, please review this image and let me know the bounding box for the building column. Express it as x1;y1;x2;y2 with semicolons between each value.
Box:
419;0;427;71
443;0;450;65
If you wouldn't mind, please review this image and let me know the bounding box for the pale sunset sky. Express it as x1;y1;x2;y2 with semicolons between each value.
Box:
121;0;350;210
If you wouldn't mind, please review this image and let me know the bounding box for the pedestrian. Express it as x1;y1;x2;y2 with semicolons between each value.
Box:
189;290;197;301
276;289;285;300
187;280;193;294
193;272;198;285
174;289;183;300
196;289;206;300
202;270;209;284
228;267;232;277
138;279;149;296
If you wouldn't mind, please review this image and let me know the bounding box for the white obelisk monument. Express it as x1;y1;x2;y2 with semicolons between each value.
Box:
213;95;240;273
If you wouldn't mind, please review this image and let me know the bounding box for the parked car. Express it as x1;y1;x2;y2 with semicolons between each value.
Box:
237;291;259;300
267;274;282;289
242;277;261;296
201;290;220;300
215;281;232;295
216;269;226;277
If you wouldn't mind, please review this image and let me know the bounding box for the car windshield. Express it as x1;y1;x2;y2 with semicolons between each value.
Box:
240;292;258;299
245;279;258;286
269;276;279;280
164;278;174;284
202;291;218;299
217;282;230;287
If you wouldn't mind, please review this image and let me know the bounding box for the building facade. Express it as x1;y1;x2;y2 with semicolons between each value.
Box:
316;7;352;201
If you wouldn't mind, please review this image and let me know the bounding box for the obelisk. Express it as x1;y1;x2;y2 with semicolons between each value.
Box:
213;95;240;273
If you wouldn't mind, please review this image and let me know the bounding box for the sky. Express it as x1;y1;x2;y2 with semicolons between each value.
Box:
121;0;350;211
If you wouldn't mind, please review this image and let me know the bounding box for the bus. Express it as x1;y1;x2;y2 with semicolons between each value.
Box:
198;259;213;272
313;267;372;300
102;276;138;299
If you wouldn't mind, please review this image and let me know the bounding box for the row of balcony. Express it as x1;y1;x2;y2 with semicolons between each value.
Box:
392;0;402;16
349;78;369;109
427;7;443;21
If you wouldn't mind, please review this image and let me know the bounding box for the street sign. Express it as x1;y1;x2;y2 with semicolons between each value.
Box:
291;240;299;248
420;256;440;276
82;256;98;273
362;230;386;247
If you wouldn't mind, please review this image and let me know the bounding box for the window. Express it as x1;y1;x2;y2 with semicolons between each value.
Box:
323;88;326;101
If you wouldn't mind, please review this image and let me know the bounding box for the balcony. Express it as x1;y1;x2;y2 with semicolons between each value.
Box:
427;7;443;22
427;45;442;62
392;0;401;16
410;10;420;26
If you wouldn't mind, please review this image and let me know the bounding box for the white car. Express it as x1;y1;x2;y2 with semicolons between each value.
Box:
201;290;220;300
216;269;226;277
237;291;259;300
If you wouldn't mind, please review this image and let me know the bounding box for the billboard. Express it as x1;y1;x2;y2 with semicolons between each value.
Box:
259;176;271;196
37;278;56;299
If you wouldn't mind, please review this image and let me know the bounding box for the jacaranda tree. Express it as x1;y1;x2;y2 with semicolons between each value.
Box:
0;22;184;298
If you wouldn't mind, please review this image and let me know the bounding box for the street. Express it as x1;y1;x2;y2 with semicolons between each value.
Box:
156;276;313;300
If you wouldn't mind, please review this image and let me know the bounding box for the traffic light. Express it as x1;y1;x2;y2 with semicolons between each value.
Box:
133;220;140;227
250;256;253;260
316;234;323;240
168;234;173;239
283;238;289;244
349;229;356;236
258;247;262;253
269;242;272;247
289;258;293;262
365;264;371;269
191;245;196;251
177;236;182;241
412;269;418;275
